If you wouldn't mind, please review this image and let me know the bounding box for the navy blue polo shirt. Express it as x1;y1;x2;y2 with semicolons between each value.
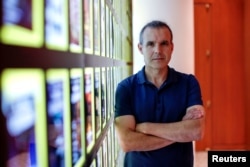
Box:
115;66;203;167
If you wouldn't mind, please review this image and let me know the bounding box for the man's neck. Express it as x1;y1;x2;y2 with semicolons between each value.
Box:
145;66;168;88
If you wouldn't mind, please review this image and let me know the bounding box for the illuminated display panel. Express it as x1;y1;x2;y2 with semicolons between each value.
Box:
84;68;95;153
46;69;71;167
69;0;83;53
101;67;107;128
84;0;94;54
1;69;47;167
0;0;44;47
94;68;101;137
70;69;85;167
100;0;106;57
93;0;100;55
45;0;68;51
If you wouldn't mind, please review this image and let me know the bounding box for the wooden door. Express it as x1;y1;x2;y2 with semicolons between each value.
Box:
194;2;212;150
245;0;250;150
211;0;245;149
194;0;246;150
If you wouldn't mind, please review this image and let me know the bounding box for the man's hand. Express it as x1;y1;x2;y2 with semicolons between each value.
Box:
182;107;204;121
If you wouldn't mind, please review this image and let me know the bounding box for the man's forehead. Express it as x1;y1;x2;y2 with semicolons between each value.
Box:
143;27;171;41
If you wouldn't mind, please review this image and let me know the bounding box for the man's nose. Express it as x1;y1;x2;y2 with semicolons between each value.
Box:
154;44;161;54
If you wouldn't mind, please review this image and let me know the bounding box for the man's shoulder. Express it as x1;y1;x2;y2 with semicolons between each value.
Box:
118;68;145;86
169;67;197;81
118;73;139;86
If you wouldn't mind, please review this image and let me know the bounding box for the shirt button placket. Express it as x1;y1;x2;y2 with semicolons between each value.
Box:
156;91;161;112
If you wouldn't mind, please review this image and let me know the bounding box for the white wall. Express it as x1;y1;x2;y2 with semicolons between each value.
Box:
132;0;194;74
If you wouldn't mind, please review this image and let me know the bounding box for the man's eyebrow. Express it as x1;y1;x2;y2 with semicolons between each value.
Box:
144;39;170;45
145;41;154;45
161;40;170;44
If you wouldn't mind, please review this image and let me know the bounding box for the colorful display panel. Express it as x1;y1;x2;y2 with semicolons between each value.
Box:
101;67;107;127
105;4;110;57
46;69;70;167
108;128;112;166
106;67;111;119
69;0;83;53
84;0;93;54
109;14;114;59
84;68;95;152
70;69;85;167
45;0;68;51
94;68;101;137
0;0;44;47
1;69;47;167
102;136;108;167
100;0;106;57
93;0;100;55
96;146;102;167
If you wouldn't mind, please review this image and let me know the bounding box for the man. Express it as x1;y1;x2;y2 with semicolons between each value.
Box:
114;20;205;167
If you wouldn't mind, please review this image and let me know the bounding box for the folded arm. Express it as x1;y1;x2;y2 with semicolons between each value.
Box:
114;115;174;152
136;105;205;142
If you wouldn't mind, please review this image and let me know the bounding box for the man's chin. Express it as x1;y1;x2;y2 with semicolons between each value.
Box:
147;65;168;71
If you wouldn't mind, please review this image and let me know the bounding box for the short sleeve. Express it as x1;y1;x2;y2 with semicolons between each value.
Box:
187;75;203;107
114;81;134;118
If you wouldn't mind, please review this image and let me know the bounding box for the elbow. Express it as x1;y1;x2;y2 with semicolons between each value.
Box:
115;134;134;152
119;141;133;152
193;117;205;141
121;146;131;153
117;134;137;152
193;124;205;141
193;129;203;141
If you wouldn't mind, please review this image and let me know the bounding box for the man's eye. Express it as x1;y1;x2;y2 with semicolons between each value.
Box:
161;41;169;46
146;42;154;47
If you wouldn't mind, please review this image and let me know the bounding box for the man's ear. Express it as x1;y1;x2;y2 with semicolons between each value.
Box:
170;43;174;53
138;43;143;54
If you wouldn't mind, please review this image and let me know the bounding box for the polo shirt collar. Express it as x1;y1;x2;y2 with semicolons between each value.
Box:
137;66;178;85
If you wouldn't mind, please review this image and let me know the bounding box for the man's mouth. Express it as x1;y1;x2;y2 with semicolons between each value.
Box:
152;57;164;60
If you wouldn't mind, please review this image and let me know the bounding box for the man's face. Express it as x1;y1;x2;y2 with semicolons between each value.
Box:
138;27;174;70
